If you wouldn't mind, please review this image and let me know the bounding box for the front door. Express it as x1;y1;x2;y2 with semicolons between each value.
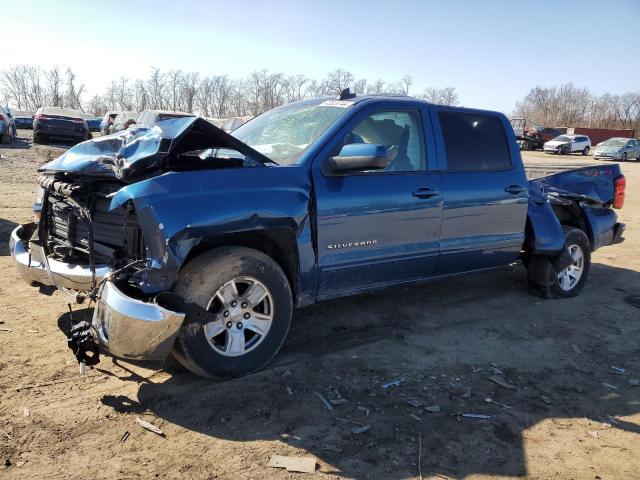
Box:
312;105;443;298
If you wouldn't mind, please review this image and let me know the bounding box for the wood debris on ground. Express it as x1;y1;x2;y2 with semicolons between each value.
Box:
268;455;317;473
135;418;164;436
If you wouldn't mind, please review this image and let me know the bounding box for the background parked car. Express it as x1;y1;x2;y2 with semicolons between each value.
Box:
222;116;252;132
593;137;640;162
0;107;16;143
109;111;139;133
13;111;34;129
136;110;195;127
79;113;102;132
543;134;591;155
33;106;90;145
100;111;118;135
526;126;563;144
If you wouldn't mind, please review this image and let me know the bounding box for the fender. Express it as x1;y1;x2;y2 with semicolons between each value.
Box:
526;182;565;255
109;166;316;299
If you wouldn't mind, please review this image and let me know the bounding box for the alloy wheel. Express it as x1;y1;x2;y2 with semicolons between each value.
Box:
204;277;274;357
557;244;584;292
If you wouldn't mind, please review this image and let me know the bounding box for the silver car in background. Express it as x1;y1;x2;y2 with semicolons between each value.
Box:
593;137;640;162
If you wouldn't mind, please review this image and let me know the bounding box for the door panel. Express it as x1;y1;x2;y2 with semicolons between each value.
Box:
312;104;443;298
314;173;443;296
438;170;527;274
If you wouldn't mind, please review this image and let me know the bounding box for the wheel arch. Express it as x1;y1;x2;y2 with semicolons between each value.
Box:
182;228;302;306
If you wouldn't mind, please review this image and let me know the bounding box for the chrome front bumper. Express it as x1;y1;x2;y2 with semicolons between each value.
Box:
9;223;185;361
92;282;185;361
10;223;112;290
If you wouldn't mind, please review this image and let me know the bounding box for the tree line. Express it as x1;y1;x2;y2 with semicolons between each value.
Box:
0;65;459;118
513;83;640;132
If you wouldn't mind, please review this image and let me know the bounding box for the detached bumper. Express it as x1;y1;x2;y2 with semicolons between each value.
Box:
9;223;185;361
10;223;112;290
92;282;185;361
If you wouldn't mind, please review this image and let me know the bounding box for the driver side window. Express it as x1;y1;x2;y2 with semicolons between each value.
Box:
343;110;425;172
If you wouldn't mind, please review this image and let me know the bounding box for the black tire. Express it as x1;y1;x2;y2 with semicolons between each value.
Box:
33;133;44;144
582;146;590;156
527;228;591;299
172;246;293;379
0;132;9;144
621;153;627;162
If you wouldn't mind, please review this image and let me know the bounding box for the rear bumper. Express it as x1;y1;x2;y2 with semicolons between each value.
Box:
612;222;626;245
34;125;86;140
9;223;185;361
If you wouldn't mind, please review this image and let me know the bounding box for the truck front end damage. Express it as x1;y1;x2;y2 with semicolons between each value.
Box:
9;178;187;363
10;117;276;365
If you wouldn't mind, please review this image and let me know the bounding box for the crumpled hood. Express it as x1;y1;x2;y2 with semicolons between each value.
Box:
39;116;272;181
544;140;568;148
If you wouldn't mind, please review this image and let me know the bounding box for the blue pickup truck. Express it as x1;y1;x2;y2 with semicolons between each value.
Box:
9;92;626;378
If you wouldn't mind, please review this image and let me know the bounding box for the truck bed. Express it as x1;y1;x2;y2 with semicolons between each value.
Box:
524;161;608;180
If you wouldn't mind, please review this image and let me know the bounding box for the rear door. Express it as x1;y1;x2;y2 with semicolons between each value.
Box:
432;107;528;274
312;101;443;298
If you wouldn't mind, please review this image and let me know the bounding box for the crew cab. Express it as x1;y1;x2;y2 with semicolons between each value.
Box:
9;93;626;378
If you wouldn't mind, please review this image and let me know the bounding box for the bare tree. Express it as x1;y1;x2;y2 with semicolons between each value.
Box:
417;86;458;105
46;66;64;107
326;69;354;95
401;75;413;95
146;67;167;110
6;64;635;131
64;68;84;110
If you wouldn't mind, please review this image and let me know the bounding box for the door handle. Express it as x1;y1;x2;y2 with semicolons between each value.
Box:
504;185;525;195
412;187;440;199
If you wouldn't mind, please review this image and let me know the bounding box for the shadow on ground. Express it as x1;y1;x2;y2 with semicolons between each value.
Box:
0;218;18;256
1;135;32;150
71;262;640;478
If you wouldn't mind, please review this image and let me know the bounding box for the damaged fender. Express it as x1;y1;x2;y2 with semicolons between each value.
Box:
109;166;316;302
526;181;565;255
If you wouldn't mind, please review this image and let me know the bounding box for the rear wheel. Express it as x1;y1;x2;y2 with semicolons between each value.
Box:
0;131;9;143
527;228;591;299
172;246;293;379
582;146;590;156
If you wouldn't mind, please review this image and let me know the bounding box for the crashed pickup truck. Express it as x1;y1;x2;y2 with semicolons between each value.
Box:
10;93;627;378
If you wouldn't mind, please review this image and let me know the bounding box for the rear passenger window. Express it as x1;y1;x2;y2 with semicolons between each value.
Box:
439;112;511;171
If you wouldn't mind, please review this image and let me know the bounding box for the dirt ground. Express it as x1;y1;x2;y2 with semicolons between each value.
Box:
1;130;639;480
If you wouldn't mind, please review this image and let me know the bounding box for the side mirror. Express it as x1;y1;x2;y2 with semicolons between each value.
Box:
326;143;390;174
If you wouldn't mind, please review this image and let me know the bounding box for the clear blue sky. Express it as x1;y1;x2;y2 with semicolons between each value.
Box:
1;0;638;113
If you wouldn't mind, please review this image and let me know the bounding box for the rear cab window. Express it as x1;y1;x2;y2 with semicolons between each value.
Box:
438;111;511;171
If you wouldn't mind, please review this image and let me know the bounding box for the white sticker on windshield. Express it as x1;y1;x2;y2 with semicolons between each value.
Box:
319;100;355;108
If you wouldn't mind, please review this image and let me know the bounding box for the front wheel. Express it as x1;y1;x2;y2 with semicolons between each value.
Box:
621;153;627;162
172;246;293;379
527;228;591;299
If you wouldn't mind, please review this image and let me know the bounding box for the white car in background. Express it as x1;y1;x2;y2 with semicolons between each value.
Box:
543;134;591;155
